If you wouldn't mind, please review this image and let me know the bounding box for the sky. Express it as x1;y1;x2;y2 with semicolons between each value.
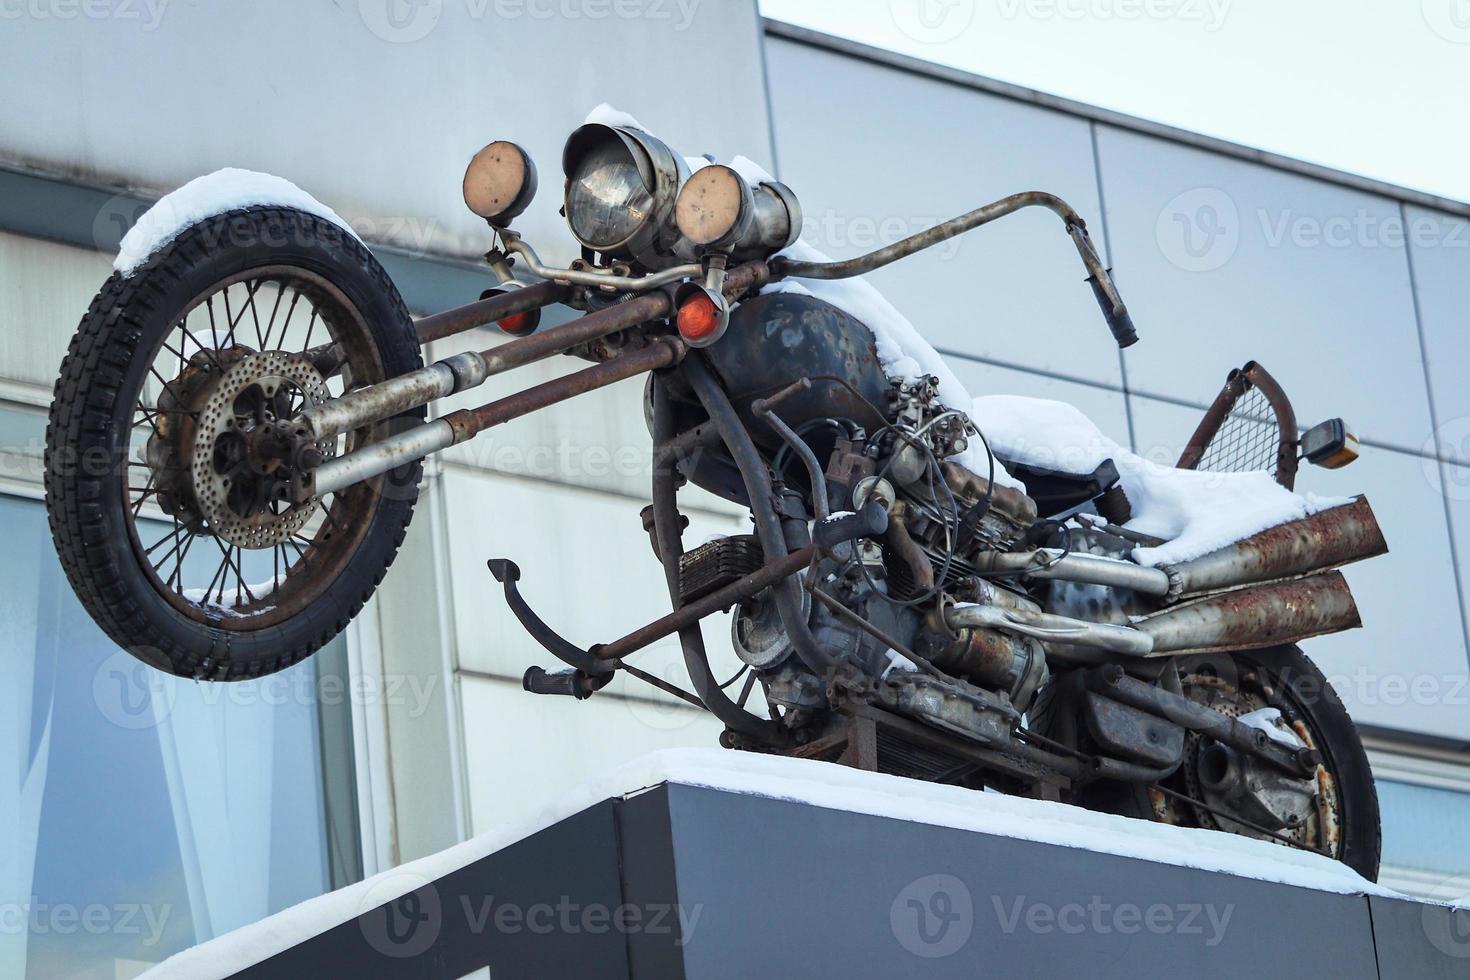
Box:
758;0;1470;205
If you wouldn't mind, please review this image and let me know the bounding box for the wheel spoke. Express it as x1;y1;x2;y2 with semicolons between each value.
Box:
302;307;320;351
165;531;196;592
143;524;185;558
245;279;266;348
261;282;286;351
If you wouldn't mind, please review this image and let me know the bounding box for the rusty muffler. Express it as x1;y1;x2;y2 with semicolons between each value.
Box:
1135;571;1362;655
1171;495;1387;597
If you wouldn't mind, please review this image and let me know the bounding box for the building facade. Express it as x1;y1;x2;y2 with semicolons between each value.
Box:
1;4;1467;975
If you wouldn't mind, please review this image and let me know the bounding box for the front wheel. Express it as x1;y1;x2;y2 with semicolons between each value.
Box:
1074;646;1381;881
45;207;425;680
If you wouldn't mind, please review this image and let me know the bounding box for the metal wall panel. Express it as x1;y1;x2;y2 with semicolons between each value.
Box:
1128;393;1470;740
1096;125;1433;453
1437;462;1470;681
947;357;1132;451
440;466;746;685
764;38;1121;387
0;1;773;267
1403;205;1470;464
459;675;721;836
0;233;113;395
427;331;742;516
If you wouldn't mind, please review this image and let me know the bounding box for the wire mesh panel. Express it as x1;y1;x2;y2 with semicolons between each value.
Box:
1178;363;1300;489
1195;386;1281;476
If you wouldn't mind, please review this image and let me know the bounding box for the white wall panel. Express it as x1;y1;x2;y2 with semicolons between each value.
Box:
947;357;1131;451
765;39;1120;387
460;674;723;836
428;329;743;516
0;1;772;266
1129;394;1470;740
441;466;748;684
0;233;113;394
1403;205;1470;464
1098;126;1432;452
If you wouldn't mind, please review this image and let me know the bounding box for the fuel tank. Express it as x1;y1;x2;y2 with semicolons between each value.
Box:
704;291;893;448
650;291;895;506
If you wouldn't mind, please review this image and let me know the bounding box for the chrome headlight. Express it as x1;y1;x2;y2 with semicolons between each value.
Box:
562;123;689;268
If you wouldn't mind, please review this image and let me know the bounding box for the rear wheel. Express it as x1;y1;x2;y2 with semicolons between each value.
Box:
1077;647;1381;880
46;207;425;680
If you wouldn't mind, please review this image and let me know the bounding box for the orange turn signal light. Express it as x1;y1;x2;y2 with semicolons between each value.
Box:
675;287;729;347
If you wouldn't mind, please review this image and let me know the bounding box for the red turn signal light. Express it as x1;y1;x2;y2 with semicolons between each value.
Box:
675;287;729;347
497;310;537;336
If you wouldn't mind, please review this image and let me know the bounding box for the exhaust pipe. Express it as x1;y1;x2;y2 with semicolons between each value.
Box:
1171;495;1386;596
1134;571;1361;655
972;572;1362;659
982;497;1386;602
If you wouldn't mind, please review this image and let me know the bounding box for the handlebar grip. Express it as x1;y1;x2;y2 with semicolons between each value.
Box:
1088;274;1139;349
523;666;598;700
813;501;890;551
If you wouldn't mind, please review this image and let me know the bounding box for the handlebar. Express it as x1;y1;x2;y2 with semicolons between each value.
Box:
770;191;1140;350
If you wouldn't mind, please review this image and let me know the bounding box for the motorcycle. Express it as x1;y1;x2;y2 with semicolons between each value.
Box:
45;115;1386;879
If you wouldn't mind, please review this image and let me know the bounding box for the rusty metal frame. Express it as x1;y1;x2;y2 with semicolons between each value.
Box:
1177;361;1300;490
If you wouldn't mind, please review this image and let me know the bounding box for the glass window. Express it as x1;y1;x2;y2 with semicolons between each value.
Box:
1378;777;1470;880
0;495;358;979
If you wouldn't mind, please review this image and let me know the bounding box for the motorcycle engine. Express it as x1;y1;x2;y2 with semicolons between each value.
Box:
717;373;1051;749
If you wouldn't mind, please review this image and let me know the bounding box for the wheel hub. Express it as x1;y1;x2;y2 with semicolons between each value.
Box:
1178;673;1317;844
149;348;335;549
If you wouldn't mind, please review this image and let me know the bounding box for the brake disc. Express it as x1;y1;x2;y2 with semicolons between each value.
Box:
188;350;336;550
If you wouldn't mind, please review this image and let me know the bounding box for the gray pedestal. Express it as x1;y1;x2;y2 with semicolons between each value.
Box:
223;782;1467;979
